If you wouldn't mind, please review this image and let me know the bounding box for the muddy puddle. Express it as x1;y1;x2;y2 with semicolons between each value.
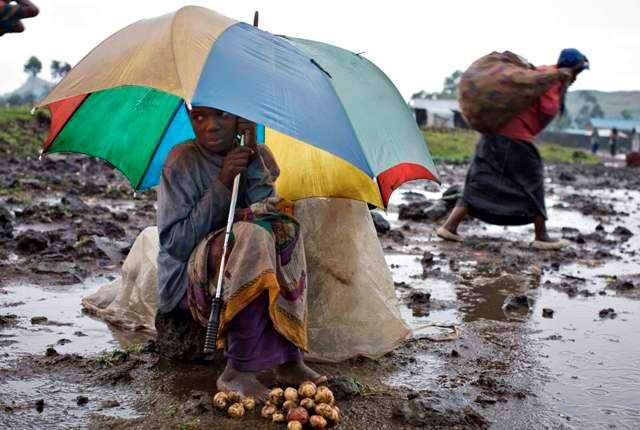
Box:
2;159;640;429
378;181;640;428
0;277;149;365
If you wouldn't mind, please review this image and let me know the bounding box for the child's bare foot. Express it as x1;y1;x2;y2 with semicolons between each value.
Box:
275;360;328;386
216;363;270;403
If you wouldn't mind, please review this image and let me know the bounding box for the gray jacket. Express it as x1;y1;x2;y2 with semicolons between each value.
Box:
156;140;278;313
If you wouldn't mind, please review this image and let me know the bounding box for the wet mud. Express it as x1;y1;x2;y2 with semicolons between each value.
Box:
1;153;640;429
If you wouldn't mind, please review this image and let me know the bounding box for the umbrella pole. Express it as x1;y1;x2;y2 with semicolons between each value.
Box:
203;135;245;353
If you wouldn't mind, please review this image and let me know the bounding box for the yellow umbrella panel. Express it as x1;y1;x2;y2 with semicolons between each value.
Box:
266;129;384;208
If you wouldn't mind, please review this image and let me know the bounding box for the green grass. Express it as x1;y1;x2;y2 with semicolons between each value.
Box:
537;142;600;164
0;104;49;156
423;128;479;162
423;127;601;164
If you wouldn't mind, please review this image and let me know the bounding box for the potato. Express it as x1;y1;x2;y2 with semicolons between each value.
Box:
227;391;241;403
269;387;285;405
242;396;255;411
272;411;286;423
283;399;298;413
227;402;245;418
288;421;303;430
298;381;317;399
300;398;316;410
287;406;310;425
328;406;340;424
284;387;299;402
309;414;328;429
315;403;333;420
314;386;334;405
261;403;277;419
212;392;228;410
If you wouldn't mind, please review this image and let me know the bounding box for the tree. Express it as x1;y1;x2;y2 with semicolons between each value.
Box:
24;56;42;77
441;70;462;98
590;103;604;119
621;109;633;120
51;60;71;80
554;111;573;130
579;91;598;104
573;91;605;128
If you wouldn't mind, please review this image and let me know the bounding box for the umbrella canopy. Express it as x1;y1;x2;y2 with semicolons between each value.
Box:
37;6;438;207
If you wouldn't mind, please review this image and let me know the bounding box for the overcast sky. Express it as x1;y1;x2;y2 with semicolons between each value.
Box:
1;0;639;100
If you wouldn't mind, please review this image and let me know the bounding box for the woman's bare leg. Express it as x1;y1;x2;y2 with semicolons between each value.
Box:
533;215;551;242
442;206;469;235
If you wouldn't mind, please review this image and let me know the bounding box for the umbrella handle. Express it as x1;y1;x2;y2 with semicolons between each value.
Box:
203;296;223;352
203;135;245;353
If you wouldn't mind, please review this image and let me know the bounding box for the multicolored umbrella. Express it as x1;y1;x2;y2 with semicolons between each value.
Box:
37;6;438;207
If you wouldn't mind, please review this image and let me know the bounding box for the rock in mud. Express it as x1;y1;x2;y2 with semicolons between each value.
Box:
387;229;405;244
61;195;89;214
111;211;129;222
35;399;44;413
0;206;14;239
45;347;58;357
542;308;555;318
607;278;635;291
409;291;431;305
558;172;576;182
502;295;533;312
399;201;432;221
328;376;359;400
421;251;434;266
76;395;89;405
0;314;18;326
398;200;450;222
16;230;48;253
612;226;633;237
402;191;427;203
598;308;617;319
595;223;605;232
183;391;211;416
30;316;48;325
370;212;390;234
392;398;487;428
35;262;80;277
423;200;450;221
441;184;462;206
155;308;219;362
100;399;120;409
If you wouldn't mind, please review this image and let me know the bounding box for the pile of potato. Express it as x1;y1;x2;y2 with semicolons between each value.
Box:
261;382;340;429
212;390;255;418
212;381;340;428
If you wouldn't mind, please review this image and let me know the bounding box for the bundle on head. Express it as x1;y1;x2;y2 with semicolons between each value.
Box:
458;51;568;132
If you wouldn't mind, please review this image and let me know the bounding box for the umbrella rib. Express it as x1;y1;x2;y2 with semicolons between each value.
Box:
169;9;187;102
310;59;332;79
134;99;185;190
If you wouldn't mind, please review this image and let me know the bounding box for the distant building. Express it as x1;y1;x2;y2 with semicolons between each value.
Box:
588;118;640;135
408;97;467;129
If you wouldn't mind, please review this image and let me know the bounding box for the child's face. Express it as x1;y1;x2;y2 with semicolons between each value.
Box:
190;107;237;154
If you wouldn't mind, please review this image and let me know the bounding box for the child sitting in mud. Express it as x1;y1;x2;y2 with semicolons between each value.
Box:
156;106;326;402
438;48;589;250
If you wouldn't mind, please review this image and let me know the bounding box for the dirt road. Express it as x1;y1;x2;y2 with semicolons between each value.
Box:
1;154;639;429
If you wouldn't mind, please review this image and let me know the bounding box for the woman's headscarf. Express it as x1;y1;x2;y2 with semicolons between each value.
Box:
557;48;589;72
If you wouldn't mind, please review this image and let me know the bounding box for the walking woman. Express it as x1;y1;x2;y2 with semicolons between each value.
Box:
437;49;589;250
